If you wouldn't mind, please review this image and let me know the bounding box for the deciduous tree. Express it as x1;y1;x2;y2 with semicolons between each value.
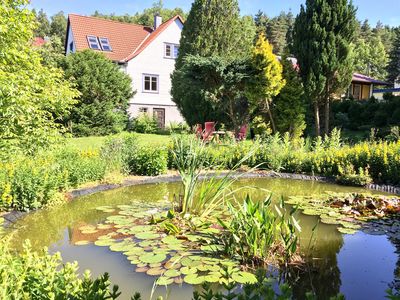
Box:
0;0;78;158
387;28;400;84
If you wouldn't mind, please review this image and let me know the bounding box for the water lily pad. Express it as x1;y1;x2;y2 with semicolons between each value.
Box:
75;240;90;246
135;266;149;273
97;224;113;230
139;253;167;264
147;267;165;276
135;232;159;240
156;276;174;286
231;271;257;284
164;261;181;270
164;269;180;277
94;239;115;247
180;267;197;275
184;274;205;285
337;227;357;234
162;236;182;245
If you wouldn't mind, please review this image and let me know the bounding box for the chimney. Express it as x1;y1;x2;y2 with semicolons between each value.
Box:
154;14;162;29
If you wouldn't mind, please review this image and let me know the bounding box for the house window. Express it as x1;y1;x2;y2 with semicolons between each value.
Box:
69;42;74;52
99;37;112;51
87;35;100;50
139;107;148;113
165;43;179;59
352;84;361;100
143;74;159;92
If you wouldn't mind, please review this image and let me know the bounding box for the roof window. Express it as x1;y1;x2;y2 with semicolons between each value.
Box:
87;35;100;50
99;37;112;51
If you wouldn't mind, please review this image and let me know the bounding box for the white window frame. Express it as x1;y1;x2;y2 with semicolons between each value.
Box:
87;35;100;50
99;37;112;52
164;43;179;59
138;107;148;114
142;74;159;93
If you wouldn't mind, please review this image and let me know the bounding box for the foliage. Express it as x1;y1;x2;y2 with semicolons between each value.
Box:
0;239;122;299
249;33;285;133
0;0;78;158
292;0;357;136
34;35;65;68
332;96;400;134
0;148;108;211
272;54;306;139
353;34;388;80
172;0;256;126
171;55;254;130
217;195;300;265
387;28;400;84
336;165;372;186
49;11;67;44
130;113;159;134
61;50;134;136
126;146;168;176
32;8;50;38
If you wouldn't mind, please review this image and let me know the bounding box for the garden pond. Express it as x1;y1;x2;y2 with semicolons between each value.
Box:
7;178;400;300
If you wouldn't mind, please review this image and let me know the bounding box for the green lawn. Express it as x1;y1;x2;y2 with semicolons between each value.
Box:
66;133;172;150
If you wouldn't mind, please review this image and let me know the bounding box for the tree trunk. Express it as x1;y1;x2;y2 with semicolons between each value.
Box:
314;101;320;137
265;99;276;133
324;86;330;135
324;98;330;135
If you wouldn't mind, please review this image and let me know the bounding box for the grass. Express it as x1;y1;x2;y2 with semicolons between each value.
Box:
65;133;172;150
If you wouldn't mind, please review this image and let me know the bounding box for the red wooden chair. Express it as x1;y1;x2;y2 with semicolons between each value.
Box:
202;122;216;142
236;125;248;141
194;124;203;139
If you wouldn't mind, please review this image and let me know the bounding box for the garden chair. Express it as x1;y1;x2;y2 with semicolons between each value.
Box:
236;125;248;141
194;124;203;139
202;122;216;142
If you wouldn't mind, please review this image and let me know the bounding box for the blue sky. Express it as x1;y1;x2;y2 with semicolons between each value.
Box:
29;0;400;27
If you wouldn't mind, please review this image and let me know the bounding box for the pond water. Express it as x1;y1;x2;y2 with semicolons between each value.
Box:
8;178;399;300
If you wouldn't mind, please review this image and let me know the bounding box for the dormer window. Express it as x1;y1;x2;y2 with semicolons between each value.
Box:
87;35;100;50
165;43;179;59
99;37;112;51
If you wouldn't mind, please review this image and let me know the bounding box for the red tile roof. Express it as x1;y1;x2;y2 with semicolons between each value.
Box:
32;37;46;47
67;14;184;63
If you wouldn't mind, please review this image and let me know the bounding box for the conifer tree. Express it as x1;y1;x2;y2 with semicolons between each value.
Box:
387;28;400;84
292;0;356;136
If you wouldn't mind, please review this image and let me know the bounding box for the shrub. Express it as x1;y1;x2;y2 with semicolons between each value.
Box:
56;149;107;187
127;146;168;176
0;239;121;299
336;165;373;187
130;113;159;134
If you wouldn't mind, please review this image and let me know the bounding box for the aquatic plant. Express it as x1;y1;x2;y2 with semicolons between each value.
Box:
216;195;301;266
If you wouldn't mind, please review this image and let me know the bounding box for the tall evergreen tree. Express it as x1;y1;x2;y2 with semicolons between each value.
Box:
171;0;256;125
273;55;306;139
174;0;255;69
292;0;356;136
33;8;50;38
387;28;400;84
50;11;67;45
266;12;294;55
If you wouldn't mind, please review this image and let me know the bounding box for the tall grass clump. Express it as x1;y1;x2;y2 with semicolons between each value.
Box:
170;136;257;217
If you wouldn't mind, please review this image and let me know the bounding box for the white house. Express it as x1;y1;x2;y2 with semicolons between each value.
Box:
65;14;185;128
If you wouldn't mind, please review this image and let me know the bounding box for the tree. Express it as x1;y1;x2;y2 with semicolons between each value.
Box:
172;0;256;126
171;55;253;132
266;12;294;55
0;0;78;158
35;36;65;68
353;35;388;80
175;0;255;68
60;50;134;136
50;11;67;45
387;28;400;84
249;33;285;133
273;55;306;139
33;8;50;38
292;0;356;136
